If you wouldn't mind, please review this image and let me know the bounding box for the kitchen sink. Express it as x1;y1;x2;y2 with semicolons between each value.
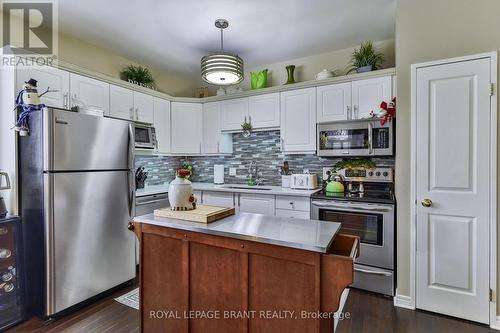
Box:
218;185;273;191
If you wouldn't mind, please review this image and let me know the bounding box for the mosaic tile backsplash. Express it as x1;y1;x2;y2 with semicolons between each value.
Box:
135;130;394;187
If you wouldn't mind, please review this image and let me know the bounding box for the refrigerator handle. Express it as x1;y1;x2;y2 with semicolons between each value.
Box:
127;170;135;217
128;123;135;170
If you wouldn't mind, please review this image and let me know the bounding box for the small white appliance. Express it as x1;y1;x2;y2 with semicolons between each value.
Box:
290;174;318;190
214;165;224;184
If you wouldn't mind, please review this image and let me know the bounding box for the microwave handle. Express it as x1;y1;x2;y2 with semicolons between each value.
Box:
368;122;373;155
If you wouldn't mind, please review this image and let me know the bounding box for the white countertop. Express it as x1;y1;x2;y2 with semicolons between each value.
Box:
133;212;340;253
136;182;321;198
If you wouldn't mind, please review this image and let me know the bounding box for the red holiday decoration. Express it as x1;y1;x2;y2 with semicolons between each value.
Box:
379;97;396;125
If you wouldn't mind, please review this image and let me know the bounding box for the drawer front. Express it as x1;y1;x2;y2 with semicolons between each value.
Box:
275;209;310;219
276;196;310;211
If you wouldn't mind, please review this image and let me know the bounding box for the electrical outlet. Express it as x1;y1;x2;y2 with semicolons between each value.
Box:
229;167;237;176
322;167;334;180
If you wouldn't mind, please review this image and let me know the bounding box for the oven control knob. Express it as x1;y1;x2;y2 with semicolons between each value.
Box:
375;172;381;177
368;171;374;177
383;172;389;177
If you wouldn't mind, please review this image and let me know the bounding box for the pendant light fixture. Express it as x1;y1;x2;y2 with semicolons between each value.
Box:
201;19;244;86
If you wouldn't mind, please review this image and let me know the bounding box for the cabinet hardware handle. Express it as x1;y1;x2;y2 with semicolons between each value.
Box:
183;234;188;238
217;141;220;153
127;222;135;231
240;244;245;248
281;138;285;151
354;105;358;119
347;105;351;120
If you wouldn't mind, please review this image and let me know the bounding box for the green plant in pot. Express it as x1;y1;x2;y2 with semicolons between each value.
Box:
120;64;155;87
333;158;377;172
241;119;253;138
347;40;384;73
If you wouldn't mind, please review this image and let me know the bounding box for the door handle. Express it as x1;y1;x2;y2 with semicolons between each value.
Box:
421;198;433;207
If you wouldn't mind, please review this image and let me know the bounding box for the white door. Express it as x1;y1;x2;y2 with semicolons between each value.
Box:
352;76;391;119
415;57;493;323
69;73;110;114
202;191;234;207
316;82;351;122
202;102;222;154
238;193;275;215
248;93;280;129
280;87;316;153
153;97;171;154
171;102;202;154
16;66;70;109
221;97;248;131
134;91;154;123
109;85;134;120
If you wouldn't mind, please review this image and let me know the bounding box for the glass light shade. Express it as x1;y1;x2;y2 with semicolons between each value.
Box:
201;53;244;85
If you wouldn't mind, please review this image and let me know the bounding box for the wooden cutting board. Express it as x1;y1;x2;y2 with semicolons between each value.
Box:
154;205;235;224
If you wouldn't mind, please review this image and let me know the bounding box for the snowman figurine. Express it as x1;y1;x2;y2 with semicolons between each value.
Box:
15;78;46;136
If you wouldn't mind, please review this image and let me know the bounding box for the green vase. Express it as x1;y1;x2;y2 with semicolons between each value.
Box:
285;65;296;85
250;69;268;90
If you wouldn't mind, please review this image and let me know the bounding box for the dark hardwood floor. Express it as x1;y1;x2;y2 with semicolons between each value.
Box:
7;287;496;332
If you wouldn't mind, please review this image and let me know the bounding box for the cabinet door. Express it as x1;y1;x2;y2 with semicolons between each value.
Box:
202;102;222;154
238;193;275;215
221;97;249;131
351;76;392;119
16;66;70;108
280;87;316;153
69;73;110;114
153;97;171;154
202;191;234;207
109;84;134;120
316;82;351;122
171;102;202;154
134;91;154;123
248;93;280;129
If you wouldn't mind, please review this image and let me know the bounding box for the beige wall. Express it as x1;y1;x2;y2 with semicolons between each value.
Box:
57;33;198;97
395;0;500;304
240;39;395;91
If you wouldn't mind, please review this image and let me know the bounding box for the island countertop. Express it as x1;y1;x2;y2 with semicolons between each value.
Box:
133;212;341;253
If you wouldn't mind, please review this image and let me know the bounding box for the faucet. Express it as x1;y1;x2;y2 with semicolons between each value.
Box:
247;161;262;186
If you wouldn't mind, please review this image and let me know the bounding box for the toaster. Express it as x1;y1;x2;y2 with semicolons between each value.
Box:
290;174;318;190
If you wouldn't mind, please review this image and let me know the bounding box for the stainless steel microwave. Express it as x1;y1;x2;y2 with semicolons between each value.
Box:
134;123;157;149
317;119;393;157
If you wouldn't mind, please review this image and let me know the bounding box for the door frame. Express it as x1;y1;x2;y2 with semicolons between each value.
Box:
409;51;498;326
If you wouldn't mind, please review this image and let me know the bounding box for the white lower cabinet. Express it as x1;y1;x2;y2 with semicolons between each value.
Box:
237;193;275;215
202;191;235;207
275;209;310;219
275;195;311;219
171;102;202;154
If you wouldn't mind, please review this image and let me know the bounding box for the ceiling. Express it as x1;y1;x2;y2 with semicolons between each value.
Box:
58;0;396;80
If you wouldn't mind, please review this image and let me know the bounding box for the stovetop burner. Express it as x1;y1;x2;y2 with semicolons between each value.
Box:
312;183;395;204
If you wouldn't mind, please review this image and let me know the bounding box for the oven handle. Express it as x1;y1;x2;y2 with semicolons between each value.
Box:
311;201;393;212
354;267;393;277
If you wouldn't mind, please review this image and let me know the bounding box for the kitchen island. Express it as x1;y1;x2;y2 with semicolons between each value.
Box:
130;212;359;333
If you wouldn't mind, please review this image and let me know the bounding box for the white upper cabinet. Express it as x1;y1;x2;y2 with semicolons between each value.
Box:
248;93;280;129
171;102;202;154
221;97;249;131
109;84;134;120
351;76;392;119
280;87;317;153
133;91;154;123
316;82;352;122
202;102;233;155
16;66;70;109
69;73;110;114
153;97;171;154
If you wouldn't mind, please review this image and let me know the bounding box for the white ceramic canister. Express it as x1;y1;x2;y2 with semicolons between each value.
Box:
168;176;195;211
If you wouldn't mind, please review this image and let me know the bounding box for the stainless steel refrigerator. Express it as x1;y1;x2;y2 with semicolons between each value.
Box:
19;108;136;317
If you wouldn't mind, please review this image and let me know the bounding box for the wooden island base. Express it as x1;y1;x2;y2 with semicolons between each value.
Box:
130;222;359;333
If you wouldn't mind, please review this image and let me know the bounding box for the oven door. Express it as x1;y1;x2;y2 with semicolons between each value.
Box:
134;124;155;149
311;200;394;269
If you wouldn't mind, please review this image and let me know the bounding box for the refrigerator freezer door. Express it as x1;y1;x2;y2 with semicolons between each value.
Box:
44;171;136;315
44;109;134;171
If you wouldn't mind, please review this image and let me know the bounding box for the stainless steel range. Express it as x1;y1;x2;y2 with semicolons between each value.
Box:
311;167;395;296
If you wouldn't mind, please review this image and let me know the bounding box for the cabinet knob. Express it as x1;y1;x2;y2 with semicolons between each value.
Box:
184;234;188;238
127;222;135;231
240;244;245;248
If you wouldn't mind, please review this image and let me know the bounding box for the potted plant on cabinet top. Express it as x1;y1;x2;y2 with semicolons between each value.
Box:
348;40;384;73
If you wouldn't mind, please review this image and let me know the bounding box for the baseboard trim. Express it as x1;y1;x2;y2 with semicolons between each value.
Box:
393;293;415;310
490;316;500;331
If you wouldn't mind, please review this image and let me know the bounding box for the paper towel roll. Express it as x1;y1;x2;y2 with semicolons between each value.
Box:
214;165;224;184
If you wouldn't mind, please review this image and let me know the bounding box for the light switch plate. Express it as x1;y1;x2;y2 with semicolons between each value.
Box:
322;167;334;181
229;167;237;176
